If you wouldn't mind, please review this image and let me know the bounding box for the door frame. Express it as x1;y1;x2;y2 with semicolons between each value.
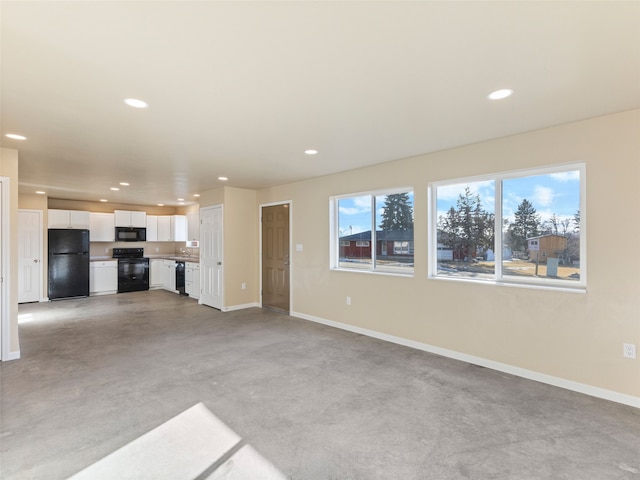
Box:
1;176;17;361
259;200;292;312
18;209;44;303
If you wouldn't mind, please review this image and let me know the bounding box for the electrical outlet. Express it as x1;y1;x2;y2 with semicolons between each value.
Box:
623;343;636;359
241;283;246;290
346;296;351;306
105;248;108;254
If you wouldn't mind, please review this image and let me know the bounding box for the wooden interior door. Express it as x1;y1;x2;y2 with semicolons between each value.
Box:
262;204;290;313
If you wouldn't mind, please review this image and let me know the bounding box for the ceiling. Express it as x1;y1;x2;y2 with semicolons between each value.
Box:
2;1;639;207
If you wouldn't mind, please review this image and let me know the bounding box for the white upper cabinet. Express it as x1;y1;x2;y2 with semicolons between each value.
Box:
157;216;172;241
172;215;187;242
155;215;185;241
48;209;90;229
187;211;199;243
146;215;158;241
114;210;147;227
89;212;115;241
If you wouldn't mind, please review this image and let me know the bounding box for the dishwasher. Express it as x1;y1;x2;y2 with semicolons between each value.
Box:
175;261;187;295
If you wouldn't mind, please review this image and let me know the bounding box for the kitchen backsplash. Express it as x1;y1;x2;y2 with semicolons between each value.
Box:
90;242;199;258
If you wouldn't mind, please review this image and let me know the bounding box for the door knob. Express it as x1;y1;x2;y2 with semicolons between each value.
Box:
34;259;39;263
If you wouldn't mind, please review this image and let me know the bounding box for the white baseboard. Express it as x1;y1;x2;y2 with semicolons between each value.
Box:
223;302;260;312
2;349;21;361
291;310;640;409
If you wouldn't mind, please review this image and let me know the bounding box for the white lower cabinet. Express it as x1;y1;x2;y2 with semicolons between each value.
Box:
185;262;200;299
164;260;176;292
90;261;118;295
150;259;164;289
150;258;177;292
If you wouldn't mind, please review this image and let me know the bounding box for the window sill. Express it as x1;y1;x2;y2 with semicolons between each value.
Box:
331;267;414;278
429;274;587;293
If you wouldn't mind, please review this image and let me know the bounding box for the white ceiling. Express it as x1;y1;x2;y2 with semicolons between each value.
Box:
2;1;639;207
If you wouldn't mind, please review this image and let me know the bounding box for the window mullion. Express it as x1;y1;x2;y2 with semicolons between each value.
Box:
371;195;377;270
495;179;503;280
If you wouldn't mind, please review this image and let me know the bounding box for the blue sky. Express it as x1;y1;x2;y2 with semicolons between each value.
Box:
337;170;580;236
436;170;581;228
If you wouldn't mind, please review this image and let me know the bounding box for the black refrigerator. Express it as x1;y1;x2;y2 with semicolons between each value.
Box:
48;229;90;300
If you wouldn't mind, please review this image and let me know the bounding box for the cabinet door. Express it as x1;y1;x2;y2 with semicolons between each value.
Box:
130;211;147;228
90;213;115;241
70;211;90;229
187;211;199;242
146;216;158;242
90;262;117;294
172;215;187;241
191;265;200;299
48;209;71;228
167;262;176;291
114;210;130;227
157;216;172;241
150;259;164;287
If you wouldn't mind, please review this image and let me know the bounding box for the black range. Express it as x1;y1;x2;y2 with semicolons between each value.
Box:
113;247;149;293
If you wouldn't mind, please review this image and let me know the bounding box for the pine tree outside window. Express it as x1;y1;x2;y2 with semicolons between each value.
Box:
430;164;585;290
332;188;414;275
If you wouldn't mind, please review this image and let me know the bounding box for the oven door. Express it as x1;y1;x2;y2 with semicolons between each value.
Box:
117;258;150;293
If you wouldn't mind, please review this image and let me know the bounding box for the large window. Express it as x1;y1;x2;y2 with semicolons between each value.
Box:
332;189;414;274
430;164;585;290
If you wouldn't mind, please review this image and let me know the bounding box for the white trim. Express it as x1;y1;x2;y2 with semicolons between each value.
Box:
259;201;292;312
1;177;20;361
290;310;640;409
222;302;260;312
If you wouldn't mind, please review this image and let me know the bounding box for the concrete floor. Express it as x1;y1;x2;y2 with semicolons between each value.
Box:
1;291;639;479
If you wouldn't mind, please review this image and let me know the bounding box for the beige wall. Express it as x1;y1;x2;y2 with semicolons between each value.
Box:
48;198;178;215
256;110;640;400
223;187;258;307
1;148;20;357
199;186;258;308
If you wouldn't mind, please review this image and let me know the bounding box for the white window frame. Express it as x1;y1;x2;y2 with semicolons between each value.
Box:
428;163;586;292
330;187;414;276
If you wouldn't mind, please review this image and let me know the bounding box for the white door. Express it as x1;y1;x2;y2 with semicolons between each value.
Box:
200;205;223;309
18;210;42;303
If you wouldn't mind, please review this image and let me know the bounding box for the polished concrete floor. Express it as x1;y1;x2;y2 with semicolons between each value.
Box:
2;291;639;479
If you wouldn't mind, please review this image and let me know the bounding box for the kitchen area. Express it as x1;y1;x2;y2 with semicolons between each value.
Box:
44;206;200;302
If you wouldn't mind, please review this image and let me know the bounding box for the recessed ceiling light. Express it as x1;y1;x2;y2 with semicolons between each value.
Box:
305;149;318;155
110;187;119;191
157;203;164;207
124;98;148;108
488;89;514;100
119;182;130;186
193;194;200;198
177;198;184;201
35;191;46;195
100;199;108;202
5;133;27;140
218;176;228;181
179;202;185;205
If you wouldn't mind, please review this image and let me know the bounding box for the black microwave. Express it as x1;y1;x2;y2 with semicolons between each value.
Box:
115;227;146;242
